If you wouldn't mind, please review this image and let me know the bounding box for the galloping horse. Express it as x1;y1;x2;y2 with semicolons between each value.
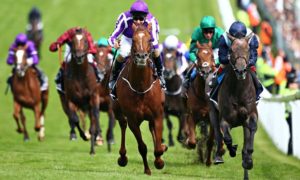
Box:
113;23;167;175
11;45;48;141
62;28;101;155
184;42;216;165
162;48;186;146
210;33;257;179
27;18;43;58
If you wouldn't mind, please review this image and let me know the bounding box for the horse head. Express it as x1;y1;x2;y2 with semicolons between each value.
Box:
227;32;252;80
131;23;152;67
70;28;89;64
95;46;112;75
195;41;215;80
163;48;177;80
14;45;29;77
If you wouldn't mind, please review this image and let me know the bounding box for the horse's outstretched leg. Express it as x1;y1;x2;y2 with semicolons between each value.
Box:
205;122;214;166
208;101;224;164
20;109;29;141
78;110;91;139
165;113;174;146
106;109;115;152
242;113;257;170
185;114;196;149
68;106;88;142
177;113;186;143
40;90;49;118
88;106;100;155
33;104;41;132
117;115;128;167
221;119;237;157
13;102;23;134
38;115;45;141
128;119;151;175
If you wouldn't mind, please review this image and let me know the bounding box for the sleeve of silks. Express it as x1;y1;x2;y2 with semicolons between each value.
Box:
108;13;126;47
7;50;15;65
28;42;39;65
56;28;74;45
248;35;259;66
218;35;230;65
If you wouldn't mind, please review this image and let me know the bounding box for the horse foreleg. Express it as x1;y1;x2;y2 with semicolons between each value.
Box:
177;113;186;143
186;114;196;149
68;102;87;142
88;106;100;155
127;119;151;175
165;113;174;146
205;123;214;166
208;101;224;164
33;104;41;132
40;90;49;117
117;115;128;167
221;118;237;157
153;116;166;171
106;109;115;145
242;113;258;170
20;109;29;141
13;102;23;134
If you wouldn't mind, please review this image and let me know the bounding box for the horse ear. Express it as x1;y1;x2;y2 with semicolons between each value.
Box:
132;23;138;31
147;23;152;32
245;32;254;42
227;32;235;42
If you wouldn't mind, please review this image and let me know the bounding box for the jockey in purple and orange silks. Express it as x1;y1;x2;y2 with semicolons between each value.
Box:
49;27;103;92
108;0;165;99
159;35;189;77
7;33;48;91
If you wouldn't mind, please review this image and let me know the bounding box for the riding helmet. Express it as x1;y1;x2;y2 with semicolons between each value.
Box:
15;33;28;46
229;21;247;38
130;0;149;14
164;35;179;50
200;16;216;29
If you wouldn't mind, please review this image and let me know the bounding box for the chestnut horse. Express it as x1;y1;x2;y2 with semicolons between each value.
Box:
209;33;258;179
62;28;101;155
162;48;186;146
11;45;48;141
27;18;43;58
113;24;167;175
184;42;216;165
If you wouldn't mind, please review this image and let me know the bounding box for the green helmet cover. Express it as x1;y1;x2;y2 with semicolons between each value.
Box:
200;16;216;29
97;37;109;47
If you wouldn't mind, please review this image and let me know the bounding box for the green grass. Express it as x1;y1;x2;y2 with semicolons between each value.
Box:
0;0;300;179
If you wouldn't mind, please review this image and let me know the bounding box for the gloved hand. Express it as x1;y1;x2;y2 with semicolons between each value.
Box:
49;42;59;52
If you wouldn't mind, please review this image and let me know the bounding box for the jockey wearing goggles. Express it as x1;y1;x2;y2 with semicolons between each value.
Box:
7;33;48;91
160;35;189;76
108;0;165;99
182;16;224;95
49;27;103;92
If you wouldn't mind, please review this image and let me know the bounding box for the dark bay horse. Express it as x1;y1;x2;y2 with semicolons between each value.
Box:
162;48;186;146
27;18;43;58
210;33;258;179
184;42;216;165
113;23;167;175
11;45;48;141
62;28;101;155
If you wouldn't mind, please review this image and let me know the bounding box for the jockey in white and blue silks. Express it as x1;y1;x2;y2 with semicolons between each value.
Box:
7;33;48;91
108;0;165;99
159;35;189;78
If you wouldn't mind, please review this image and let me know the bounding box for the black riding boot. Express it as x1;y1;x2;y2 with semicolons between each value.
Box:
109;59;124;100
55;68;64;92
93;65;104;83
154;55;166;89
33;65;48;91
181;65;194;98
249;70;263;101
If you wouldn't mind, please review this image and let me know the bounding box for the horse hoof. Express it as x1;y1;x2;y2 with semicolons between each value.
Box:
85;131;91;140
206;160;212;166
214;156;224;165
16;128;23;133
144;169;151;175
38;136;44;142
90;151;95;156
154;159;165;169
24;137;30;142
96;136;104;146
118;156;128;167
242;159;253;170
79;132;88;141
70;133;77;141
162;144;168;152
34;126;41;132
188;142;196;149
169;140;175;147
107;138;115;145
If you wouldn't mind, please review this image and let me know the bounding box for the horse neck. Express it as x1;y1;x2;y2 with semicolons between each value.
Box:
128;59;153;90
226;66;252;92
166;75;181;92
192;74;206;97
68;58;89;75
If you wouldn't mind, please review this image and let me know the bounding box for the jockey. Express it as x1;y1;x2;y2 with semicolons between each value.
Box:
159;34;189;77
26;7;43;29
108;0;165;99
182;16;224;94
7;33;48;91
212;21;263;101
96;37;116;62
49;27;103;92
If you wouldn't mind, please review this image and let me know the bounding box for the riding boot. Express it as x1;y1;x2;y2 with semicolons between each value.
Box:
181;65;195;98
33;65;48;91
93;64;104;83
109;57;124;100
153;55;166;89
55;68;64;92
249;68;263;101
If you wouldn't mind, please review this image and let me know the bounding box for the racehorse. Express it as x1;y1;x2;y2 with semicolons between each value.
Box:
184;41;216;166
11;45;48;141
62;28;101;155
113;23;167;175
27;18;43;58
209;33;258;179
162;48;186;146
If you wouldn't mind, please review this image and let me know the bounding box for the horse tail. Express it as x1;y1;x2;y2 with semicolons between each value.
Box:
238;107;248;120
